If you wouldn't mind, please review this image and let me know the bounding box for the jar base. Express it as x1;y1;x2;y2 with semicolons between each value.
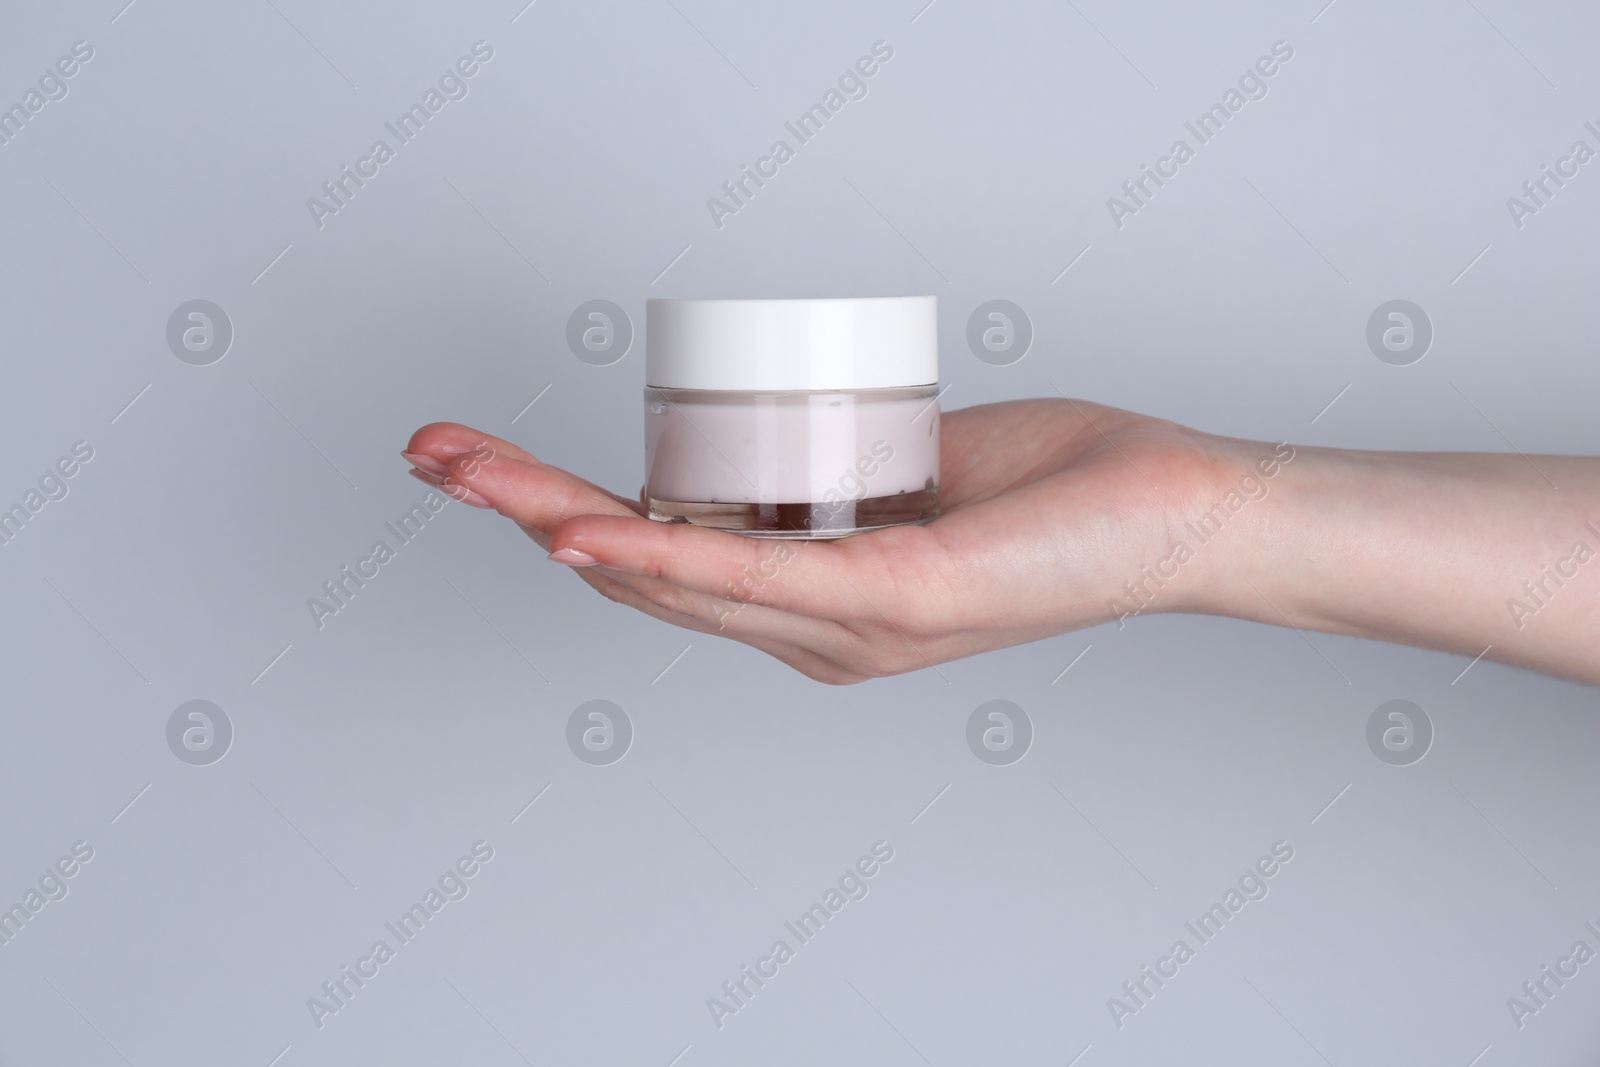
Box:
646;488;940;539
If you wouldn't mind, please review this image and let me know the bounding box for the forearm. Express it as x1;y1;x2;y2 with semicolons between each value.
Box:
1186;438;1600;685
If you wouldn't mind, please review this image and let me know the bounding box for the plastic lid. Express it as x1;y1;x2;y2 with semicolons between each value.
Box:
645;296;938;391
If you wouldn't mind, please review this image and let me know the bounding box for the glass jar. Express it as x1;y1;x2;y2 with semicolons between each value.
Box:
644;297;940;539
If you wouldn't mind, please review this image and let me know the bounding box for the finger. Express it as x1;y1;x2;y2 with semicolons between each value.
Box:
548;513;925;621
554;546;861;655
403;422;644;517
573;567;869;685
404;422;540;467
425;442;642;531
551;516;953;680
405;424;875;684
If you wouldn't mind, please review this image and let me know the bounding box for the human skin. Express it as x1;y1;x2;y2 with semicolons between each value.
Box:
402;398;1600;686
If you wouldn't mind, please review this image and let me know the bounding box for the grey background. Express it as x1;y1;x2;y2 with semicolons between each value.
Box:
2;0;1598;1063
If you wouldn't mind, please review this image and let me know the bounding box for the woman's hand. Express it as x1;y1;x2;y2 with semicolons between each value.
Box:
402;399;1235;684
406;400;1600;686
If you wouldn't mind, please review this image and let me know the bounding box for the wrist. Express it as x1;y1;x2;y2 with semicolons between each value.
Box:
1146;429;1308;620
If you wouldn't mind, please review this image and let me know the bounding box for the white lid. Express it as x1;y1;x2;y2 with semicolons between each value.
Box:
645;296;938;390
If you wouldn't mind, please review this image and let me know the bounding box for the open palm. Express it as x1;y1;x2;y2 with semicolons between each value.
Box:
404;398;1226;683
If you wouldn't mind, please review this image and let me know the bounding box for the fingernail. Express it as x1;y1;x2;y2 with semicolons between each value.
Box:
401;450;448;477
441;481;494;509
408;467;444;487
549;548;599;567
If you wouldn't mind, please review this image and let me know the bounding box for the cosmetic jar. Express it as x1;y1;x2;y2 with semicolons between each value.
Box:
644;296;940;539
